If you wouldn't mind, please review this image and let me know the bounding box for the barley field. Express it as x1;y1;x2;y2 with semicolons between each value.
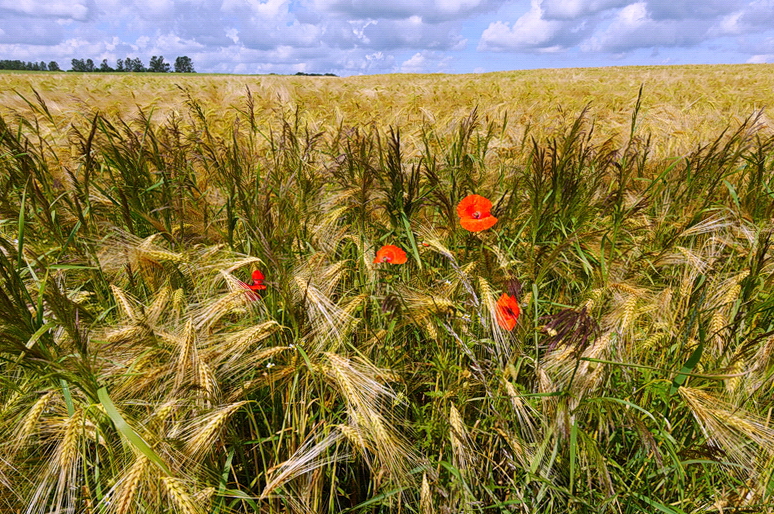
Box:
2;64;774;513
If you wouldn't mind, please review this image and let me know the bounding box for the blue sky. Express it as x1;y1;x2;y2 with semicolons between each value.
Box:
1;0;773;75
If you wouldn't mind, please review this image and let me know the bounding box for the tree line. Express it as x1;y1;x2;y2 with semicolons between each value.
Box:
71;55;194;73
0;60;61;71
0;56;194;73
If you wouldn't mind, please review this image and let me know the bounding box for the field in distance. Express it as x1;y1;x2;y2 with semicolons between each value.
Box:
2;64;774;157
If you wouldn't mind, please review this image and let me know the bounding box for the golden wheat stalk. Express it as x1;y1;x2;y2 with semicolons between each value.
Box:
449;404;475;474
203;320;280;367
183;401;247;459
323;352;419;482
680;387;774;470
109;456;150;514
12;390;56;454
192;290;245;331
173;320;200;392
27;407;85;514
161;476;201;514
110;284;141;322
260;431;345;499
503;379;539;443
420;473;432;514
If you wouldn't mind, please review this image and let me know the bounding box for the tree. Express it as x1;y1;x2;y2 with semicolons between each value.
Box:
174;56;195;73
39;61;47;71
70;58;86;72
115;59;124;72
124;57;145;72
48;61;61;71
99;59;114;72
84;59;95;72
0;60;25;70
148;55;170;73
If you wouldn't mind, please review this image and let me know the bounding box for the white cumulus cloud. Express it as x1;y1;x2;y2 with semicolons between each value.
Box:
1;0;774;74
478;0;566;51
541;0;629;19
582;1;710;52
0;0;90;20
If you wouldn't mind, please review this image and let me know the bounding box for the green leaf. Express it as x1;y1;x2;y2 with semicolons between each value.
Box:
221;489;260;511
669;341;704;395
61;379;75;417
47;264;99;270
97;386;171;475
401;211;422;270
17;182;26;270
24;320;56;350
212;448;235;514
723;179;741;211
569;420;577;495
630;492;687;514
339;487;405;513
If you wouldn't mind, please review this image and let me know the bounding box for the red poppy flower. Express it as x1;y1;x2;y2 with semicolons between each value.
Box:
457;194;498;232
238;269;266;301
374;245;408;264
248;269;267;291
496;293;520;331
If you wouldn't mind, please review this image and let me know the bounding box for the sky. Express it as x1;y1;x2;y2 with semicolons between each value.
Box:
1;0;773;75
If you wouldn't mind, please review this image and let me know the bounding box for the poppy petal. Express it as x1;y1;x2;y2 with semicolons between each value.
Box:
238;280;262;301
460;215;498;232
457;194;498;232
374;245;407;265
457;194;493;218
247;269;267;290
496;293;520;331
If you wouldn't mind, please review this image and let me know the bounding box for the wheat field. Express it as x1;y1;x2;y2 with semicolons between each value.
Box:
2;64;774;513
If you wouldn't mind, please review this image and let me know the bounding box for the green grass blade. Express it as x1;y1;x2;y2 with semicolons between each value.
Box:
401;211;422;270
630;492;687;514
97;386;171;475
16;182;26;270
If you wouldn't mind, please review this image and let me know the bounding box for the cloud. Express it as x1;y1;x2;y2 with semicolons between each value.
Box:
1;0;774;74
400;50;452;72
482;0;761;56
714;0;774;35
581;2;710;52
132;0;176;18
541;0;629;19
645;0;747;21
401;52;430;72
0;0;91;20
313;0;505;23
358;18;467;50
222;0;288;18
0;16;66;45
237;21;323;50
747;54;774;63
478;0;582;51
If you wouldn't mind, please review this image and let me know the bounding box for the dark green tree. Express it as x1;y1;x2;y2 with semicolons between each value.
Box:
148;55;170;72
48;61;61;71
70;58;86;72
115;59;124;72
99;59;114;72
0;60;24;69
174;56;195;73
125;57;145;72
